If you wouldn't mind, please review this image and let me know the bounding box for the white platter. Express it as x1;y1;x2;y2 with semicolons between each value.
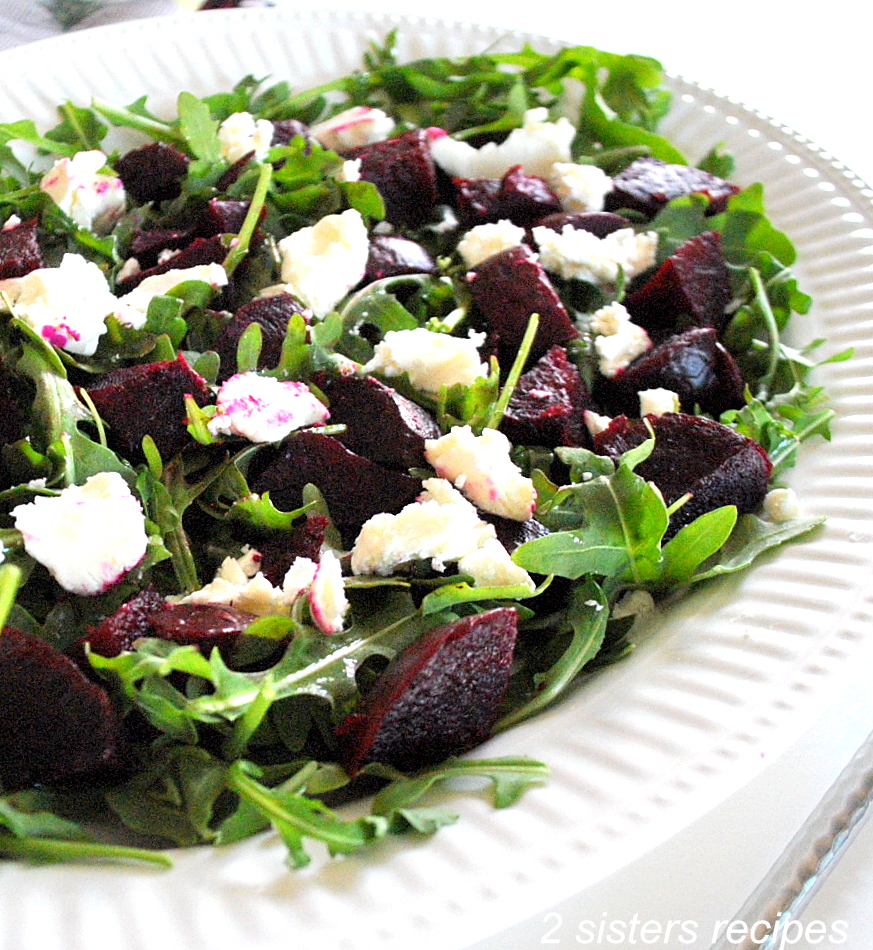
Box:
1;9;873;950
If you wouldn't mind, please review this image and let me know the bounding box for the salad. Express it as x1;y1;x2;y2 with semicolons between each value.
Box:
0;32;844;870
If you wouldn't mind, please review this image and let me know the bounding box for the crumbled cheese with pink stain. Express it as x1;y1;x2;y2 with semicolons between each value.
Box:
218;111;275;164
584;409;613;438
113;262;228;329
10;472;148;596
424;426;537;522
430;107;574;179
363;327;488;394
207;372;329;443
276;209;369;318
308;550;349;634
0;252;117;355
39;149;126;232
310;106;395;152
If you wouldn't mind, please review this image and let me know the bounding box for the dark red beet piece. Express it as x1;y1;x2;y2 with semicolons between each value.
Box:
482;514;550;553
364;235;438;283
533;210;632;239
336;607;519;775
624;231;733;339
115;142;190;204
347;129;440;227
251;431;422;544
115;234;227;293
314;372;441;470
78;585;168;660
213;291;308;381
593;412;772;536
199;198;253;237
0;627;124;790
594;326;745;420
0;218;43;279
605;156;740;218
85;352;213;462
500;344;597;448
454;165;562;227
148;604;256;653
467;244;578;371
128;226;197;269
258;514;331;586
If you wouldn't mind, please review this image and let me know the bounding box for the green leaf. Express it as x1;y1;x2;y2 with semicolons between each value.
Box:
176;91;222;164
657;506;738;587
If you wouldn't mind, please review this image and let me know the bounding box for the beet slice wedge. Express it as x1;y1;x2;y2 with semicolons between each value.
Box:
467;244;578;371
314;371;441;470
336;607;519;775
0;218;43;279
115;141;190;204
624;231;733;339
454;164;562;227
593;326;745;420
0;627;124;790
593;412;772;536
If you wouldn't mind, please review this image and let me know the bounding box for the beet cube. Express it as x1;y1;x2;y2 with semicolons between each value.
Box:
315;372;441;470
364;235;438;283
467;244;578;371
347;129;440;227
0;627;124;789
115;141;190;204
454;165;562;227
128;225;197;269
0;218;43;279
251;431;422;544
500;344;597;448
86;352;213;462
625;231;733;339
199;198;253;237
482;513;550;553
116;234;227;294
593;327;745;420
78;585;168;660
533;210;632;239
336;607;518;775
213;291;308;381
147;603;255;652
258;514;331;586
605;156;740;218
594;412;772;535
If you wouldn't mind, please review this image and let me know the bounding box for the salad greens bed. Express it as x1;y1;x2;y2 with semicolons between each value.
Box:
0;33;847;870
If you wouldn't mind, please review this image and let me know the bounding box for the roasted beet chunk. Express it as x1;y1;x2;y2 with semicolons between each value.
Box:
336;607;518;775
0;218;43;279
251;431;422;544
115;142;190;204
86;352;213;462
467;244;578;371
533;210;632;239
214;291;308;381
0;627;123;790
78;585;168;660
115;234;227;293
148;604;255;653
347;129;440;227
364;235;438;283
315;372;441;469
454;165;562;227
594;327;745;419
128;225;196;269
594;413;772;535
605;156;740;218
500;344;597;448
199;198;253;237
482;514;550;553
624;231;733;339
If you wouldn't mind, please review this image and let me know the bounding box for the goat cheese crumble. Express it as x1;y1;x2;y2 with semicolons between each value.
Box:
39;149;126;233
10;472;148;596
310;106;396;151
532;224;658;287
218;111;275;164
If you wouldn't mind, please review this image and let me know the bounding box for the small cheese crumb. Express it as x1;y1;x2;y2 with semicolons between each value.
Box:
218;112;275;164
457;220;526;268
532;224;658;287
589;302;652;378
547;162;612;213
763;487;800;523
639;388;680;417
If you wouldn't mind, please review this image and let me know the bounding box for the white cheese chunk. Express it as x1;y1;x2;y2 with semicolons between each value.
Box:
363;327;488;394
0;252;116;355
11;472;148;596
308;549;349;634
456;220;526;268
310;106;395;152
424;425;537;522
430;107;575;179
207;372;329;443
113;262;228;329
638;388;680;417
547;162;612;213
276;208;369;318
763;487;801;523
457;538;535;591
589;302;652;378
218;111;275;164
39;149;126;233
532;224;658;287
